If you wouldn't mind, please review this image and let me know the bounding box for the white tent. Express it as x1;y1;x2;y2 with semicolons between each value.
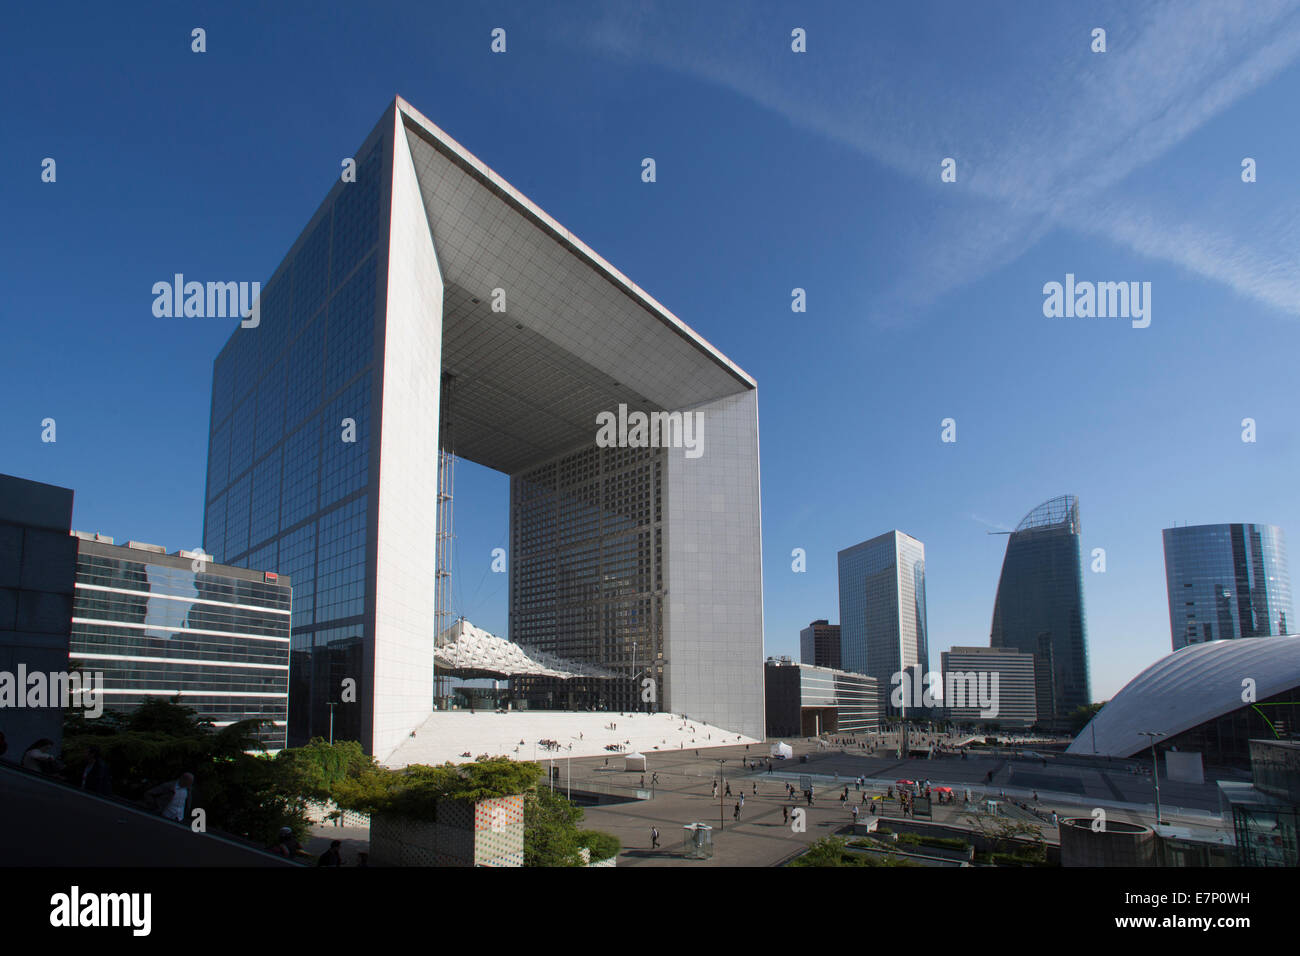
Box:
770;741;793;760
625;752;647;772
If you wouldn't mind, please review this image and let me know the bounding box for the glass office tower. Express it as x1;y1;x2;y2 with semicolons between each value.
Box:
1162;523;1293;651
837;531;928;714
990;495;1091;725
70;535;291;749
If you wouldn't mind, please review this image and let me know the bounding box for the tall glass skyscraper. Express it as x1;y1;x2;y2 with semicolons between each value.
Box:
990;495;1091;724
837;531;928;714
1162;523;1293;651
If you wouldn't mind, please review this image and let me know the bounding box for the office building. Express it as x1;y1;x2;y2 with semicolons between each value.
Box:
1162;523;1293;651
764;657;879;738
837;530;928;714
799;619;841;669
201;97;763;755
940;645;1037;729
990;495;1091;725
0;474;77;758
71;534;291;749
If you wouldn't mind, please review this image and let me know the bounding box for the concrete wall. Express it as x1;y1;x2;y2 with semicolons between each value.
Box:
664;390;764;740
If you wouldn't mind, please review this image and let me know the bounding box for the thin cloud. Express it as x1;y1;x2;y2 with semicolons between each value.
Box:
572;0;1300;319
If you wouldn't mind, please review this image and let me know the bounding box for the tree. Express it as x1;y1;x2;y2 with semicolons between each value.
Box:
963;811;1046;861
1067;702;1106;735
524;786;585;867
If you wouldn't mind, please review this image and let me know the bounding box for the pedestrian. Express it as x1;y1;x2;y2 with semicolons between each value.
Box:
733;802;740;820
725;782;732;797
80;745;113;795
268;826;298;856
782;805;789;824
752;782;757;795
317;839;344;866
21;739;62;775
147;772;195;823
739;792;744;808
851;805;859;824
651;826;660;848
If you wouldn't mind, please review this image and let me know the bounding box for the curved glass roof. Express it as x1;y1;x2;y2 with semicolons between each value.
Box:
1015;495;1080;533
1067;634;1300;756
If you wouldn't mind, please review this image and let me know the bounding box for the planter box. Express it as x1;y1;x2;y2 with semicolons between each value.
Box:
370;794;524;867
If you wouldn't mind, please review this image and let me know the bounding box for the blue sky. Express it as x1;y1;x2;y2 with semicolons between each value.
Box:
4;1;1299;700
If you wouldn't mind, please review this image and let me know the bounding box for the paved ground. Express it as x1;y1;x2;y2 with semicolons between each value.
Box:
292;731;1240;868
567;734;1234;866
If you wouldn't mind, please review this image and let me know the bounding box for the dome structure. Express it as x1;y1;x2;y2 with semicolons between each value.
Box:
1069;634;1300;756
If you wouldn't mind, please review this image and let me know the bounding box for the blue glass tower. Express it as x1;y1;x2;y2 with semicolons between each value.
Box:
990;496;1091;724
1163;523;1293;651
837;531;928;715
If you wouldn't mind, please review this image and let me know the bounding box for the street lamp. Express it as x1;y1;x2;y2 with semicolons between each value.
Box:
714;758;727;832
1138;730;1166;826
326;701;340;745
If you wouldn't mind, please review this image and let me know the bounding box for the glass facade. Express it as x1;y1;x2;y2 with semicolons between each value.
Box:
989;495;1091;724
70;540;290;748
799;620;841;669
1162;523;1293;651
203;136;385;747
764;659;880;737
509;443;664;712
837;531;928;714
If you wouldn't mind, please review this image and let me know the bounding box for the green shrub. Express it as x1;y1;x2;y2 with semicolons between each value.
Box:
334;758;542;820
577;829;621;862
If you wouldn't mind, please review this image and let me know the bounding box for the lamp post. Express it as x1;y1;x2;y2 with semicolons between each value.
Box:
326;701;339;745
714;758;727;832
1139;730;1166;826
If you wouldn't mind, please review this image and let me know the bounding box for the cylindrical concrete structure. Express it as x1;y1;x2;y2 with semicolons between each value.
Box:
1059;817;1156;867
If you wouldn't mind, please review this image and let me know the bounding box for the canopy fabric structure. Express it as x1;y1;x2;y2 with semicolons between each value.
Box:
434;619;619;680
770;742;793;759
625;753;647;772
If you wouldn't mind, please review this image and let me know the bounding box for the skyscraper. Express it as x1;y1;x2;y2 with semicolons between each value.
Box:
990;495;1091;725
201;97;764;755
799;619;841;669
837;531;928;714
1162;523;1293;650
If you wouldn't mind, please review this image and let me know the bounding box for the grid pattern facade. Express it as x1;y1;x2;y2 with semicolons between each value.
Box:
837;531;929;714
510;443;664;712
990;496;1091;723
203;136;386;747
1163;523;1293;651
799;619;841;669
765;660;879;737
70;541;290;748
940;646;1037;728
